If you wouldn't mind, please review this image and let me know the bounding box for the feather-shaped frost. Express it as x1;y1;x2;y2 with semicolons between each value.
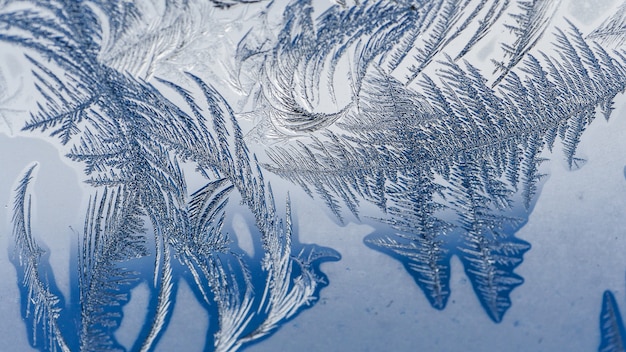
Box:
599;290;626;352
588;2;626;47
2;1;338;350
11;164;70;352
79;187;148;352
262;19;626;322
492;0;560;86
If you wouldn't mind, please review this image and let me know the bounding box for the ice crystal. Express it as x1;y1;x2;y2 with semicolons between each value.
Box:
256;1;626;323
11;164;70;352
599;290;626;352
2;0;626;350
588;2;626;47
2;1;337;351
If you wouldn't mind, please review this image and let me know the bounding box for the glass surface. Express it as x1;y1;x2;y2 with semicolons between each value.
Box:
1;0;626;351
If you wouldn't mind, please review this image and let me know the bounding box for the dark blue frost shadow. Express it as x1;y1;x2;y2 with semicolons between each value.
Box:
599;290;626;352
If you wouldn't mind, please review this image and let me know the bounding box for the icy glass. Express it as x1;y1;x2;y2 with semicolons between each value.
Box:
1;0;626;351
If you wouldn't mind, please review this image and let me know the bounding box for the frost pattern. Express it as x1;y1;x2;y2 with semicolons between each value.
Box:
491;0;559;86
246;1;626;322
239;0;516;134
1;0;336;351
11;164;70;352
0;69;22;133
588;2;626;48
2;0;626;350
599;290;626;352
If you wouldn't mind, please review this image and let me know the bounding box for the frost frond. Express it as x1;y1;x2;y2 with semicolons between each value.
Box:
11;164;70;352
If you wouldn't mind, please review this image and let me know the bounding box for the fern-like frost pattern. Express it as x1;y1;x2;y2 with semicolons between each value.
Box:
251;0;626;323
2;0;626;350
599;290;626;352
